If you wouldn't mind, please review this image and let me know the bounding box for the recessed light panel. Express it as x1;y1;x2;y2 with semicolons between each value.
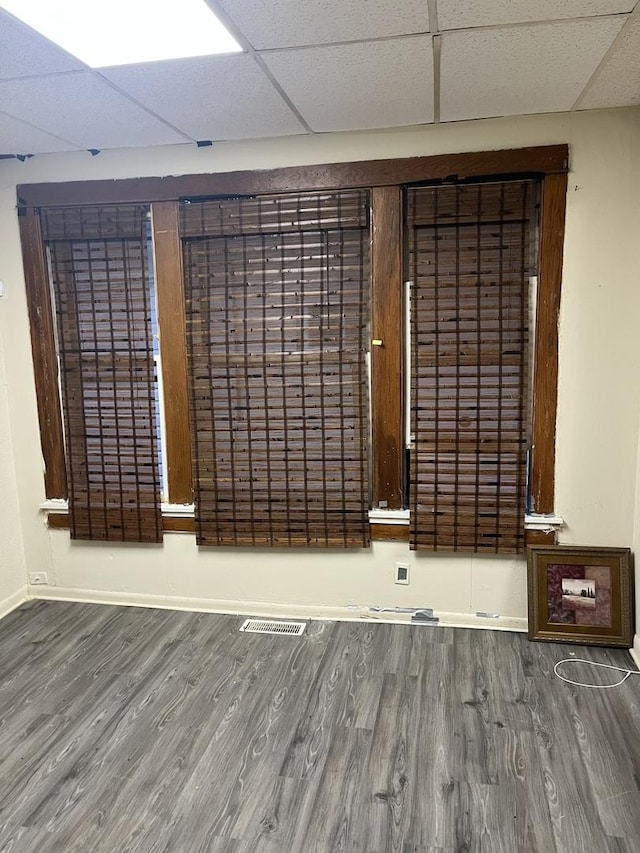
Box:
2;0;242;68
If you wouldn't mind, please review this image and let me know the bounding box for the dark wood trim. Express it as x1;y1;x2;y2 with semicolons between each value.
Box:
525;529;557;546
162;517;196;534
51;514;549;545
151;202;193;505
19;209;67;499
46;513;69;529
18;146;568;207
47;517;546;544
370;524;410;542
48;513;197;534
371;186;404;509
530;173;567;514
24;145;569;538
49;514;409;540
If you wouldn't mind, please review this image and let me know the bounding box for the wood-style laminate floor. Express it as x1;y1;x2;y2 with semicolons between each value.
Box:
0;601;639;852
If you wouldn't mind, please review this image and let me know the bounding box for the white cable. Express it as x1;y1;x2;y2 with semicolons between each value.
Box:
554;658;640;689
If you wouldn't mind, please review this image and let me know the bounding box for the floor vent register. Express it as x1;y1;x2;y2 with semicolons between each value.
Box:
239;618;306;636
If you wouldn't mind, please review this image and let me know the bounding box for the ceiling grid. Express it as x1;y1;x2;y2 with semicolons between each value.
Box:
0;0;638;156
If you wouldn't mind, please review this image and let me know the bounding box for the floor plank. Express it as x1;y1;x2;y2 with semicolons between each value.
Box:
353;673;419;853
0;602;638;852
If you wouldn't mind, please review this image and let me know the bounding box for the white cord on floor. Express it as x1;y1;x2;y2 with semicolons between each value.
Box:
554;658;640;689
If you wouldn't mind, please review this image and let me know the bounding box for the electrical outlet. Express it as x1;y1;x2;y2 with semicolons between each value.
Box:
395;563;410;585
29;572;49;585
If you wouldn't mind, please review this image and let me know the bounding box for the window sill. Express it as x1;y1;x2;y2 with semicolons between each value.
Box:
40;501;563;543
524;514;564;532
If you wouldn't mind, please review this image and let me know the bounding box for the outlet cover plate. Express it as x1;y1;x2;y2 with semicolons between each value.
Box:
29;572;48;585
395;563;410;585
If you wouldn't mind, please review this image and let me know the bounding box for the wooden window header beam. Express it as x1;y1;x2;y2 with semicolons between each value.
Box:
18;146;568;208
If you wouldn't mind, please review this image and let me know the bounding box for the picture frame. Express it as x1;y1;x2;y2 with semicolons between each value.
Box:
527;545;634;647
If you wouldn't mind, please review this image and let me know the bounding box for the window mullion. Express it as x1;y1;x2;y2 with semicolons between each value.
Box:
530;172;567;515
371;185;404;510
151;201;193;506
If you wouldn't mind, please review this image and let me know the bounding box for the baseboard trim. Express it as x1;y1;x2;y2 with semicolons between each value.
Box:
0;587;28;621
26;585;527;632
432;612;527;632
631;634;640;670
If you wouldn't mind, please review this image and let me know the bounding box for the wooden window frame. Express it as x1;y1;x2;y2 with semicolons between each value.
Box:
19;145;568;544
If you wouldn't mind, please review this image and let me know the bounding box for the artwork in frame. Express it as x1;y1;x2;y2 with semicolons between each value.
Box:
527;545;634;647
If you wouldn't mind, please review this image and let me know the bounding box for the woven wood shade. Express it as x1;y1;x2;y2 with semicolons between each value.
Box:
181;191;371;547
407;180;537;553
42;205;163;543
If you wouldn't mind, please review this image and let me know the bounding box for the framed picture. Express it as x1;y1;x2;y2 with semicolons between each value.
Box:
527;545;634;647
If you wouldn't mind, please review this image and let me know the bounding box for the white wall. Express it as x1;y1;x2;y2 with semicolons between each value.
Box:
555;114;640;547
0;320;27;613
632;428;640;663
1;107;639;628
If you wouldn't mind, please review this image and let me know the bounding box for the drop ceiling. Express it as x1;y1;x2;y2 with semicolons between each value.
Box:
0;0;638;156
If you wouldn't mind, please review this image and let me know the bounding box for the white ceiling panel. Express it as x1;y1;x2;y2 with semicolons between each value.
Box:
0;1;638;155
0;10;85;79
438;0;634;30
0;72;189;150
262;36;433;132
441;17;626;122
579;15;640;108
101;55;305;141
0;110;80;154
217;0;429;49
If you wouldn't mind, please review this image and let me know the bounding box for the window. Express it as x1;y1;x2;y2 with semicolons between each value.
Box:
181;191;371;546
19;146;568;552
407;179;537;552
42;204;163;542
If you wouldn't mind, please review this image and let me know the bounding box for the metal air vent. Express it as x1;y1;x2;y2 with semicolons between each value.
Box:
239;618;306;636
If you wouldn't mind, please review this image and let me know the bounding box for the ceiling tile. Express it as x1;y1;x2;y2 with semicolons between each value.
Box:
0;72;189;150
0;11;85;79
100;55;305;141
438;0;633;30
440;17;626;122
218;0;429;49
0;111;80;155
262;36;433;132
579;15;640;108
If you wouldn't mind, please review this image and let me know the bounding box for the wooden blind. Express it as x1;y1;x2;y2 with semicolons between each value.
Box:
42;205;163;543
181;191;370;547
407;180;537;553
